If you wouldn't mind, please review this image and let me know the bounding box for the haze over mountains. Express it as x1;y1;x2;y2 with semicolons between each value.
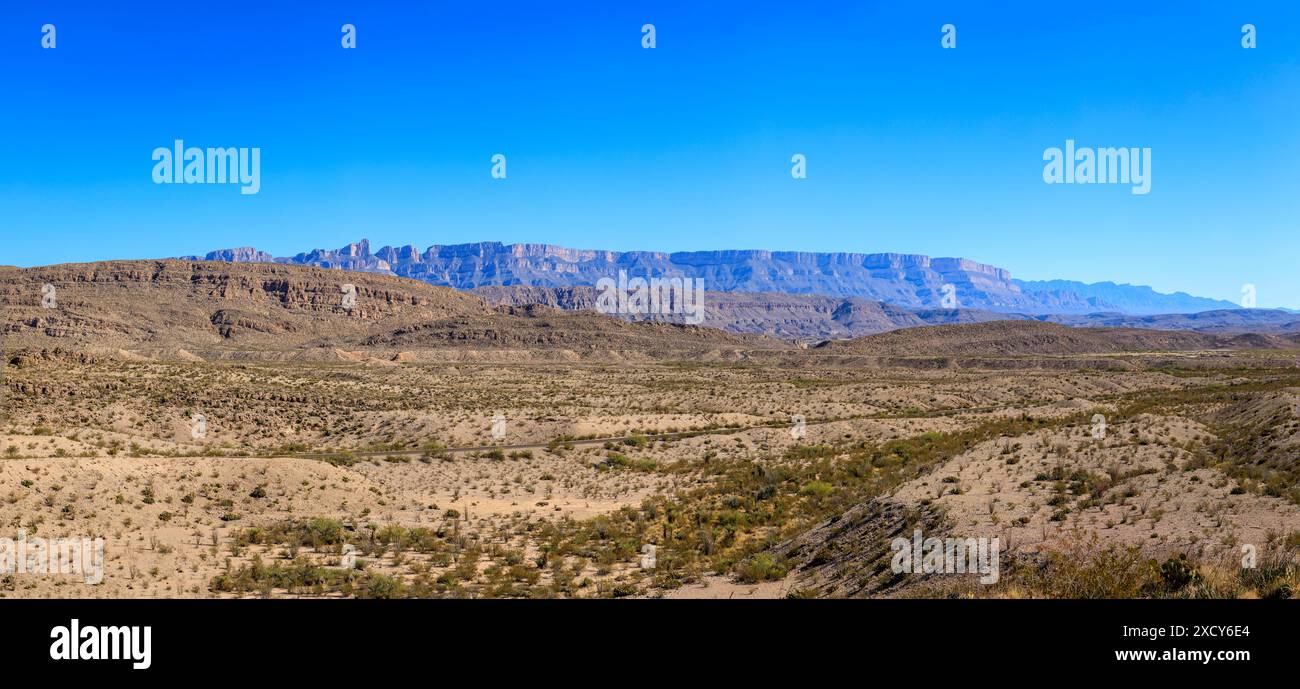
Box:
473;285;1300;341
473;285;1033;340
187;239;1240;316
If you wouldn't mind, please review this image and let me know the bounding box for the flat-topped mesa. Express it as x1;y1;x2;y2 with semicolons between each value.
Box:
931;257;1012;282
204;247;274;263
508;243;622;263
861;253;933;270
425;241;507;260
190;239;1032;307
187;238;1235;314
666;249;773;265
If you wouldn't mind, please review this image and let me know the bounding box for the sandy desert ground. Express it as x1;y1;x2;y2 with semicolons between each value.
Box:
3;350;1298;599
1;261;1297;598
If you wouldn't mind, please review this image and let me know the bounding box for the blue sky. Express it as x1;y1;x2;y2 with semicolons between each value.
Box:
2;1;1297;307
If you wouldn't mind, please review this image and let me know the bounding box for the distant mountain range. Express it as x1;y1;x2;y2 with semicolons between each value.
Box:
472;285;991;340
1;260;769;359
473;285;1300;342
7;261;1297;362
1015;279;1240;315
184;239;1240;316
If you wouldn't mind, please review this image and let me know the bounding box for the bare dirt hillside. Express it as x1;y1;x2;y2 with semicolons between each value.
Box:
0;260;491;348
0;261;778;359
815;320;1300;357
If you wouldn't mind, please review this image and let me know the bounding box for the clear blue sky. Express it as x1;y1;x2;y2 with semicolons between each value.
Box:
2;1;1297;307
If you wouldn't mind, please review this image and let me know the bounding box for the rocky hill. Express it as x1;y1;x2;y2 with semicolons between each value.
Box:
814;320;1300;357
1041;308;1300;333
0;261;774;359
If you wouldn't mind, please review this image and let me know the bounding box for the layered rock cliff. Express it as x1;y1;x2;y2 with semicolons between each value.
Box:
186;239;1235;316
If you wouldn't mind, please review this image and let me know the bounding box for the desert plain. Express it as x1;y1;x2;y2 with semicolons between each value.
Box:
2;260;1298;598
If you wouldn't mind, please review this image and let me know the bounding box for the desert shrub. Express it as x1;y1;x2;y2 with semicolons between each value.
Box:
1157;554;1200;592
319;452;359;467
735;553;787;583
799;481;833;498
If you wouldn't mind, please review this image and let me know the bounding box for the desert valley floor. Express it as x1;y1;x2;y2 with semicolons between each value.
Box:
2;261;1298;598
